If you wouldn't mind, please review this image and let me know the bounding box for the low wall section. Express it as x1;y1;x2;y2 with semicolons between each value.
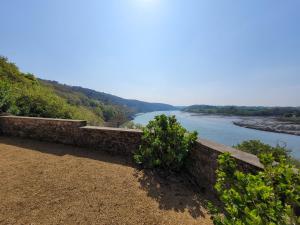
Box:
0;116;142;156
0;116;263;192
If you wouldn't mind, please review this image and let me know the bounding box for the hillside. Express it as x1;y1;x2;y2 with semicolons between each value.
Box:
0;57;123;125
41;80;177;113
39;79;131;126
0;56;176;126
0;56;111;125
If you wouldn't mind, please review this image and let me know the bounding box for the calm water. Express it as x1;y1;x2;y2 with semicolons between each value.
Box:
133;110;300;159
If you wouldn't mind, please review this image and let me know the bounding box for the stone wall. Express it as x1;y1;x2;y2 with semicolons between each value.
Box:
0;116;142;156
75;126;142;156
187;138;263;193
0;116;87;145
0;115;262;193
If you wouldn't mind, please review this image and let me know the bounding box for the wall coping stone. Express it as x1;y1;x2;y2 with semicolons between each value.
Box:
198;138;263;169
81;126;143;133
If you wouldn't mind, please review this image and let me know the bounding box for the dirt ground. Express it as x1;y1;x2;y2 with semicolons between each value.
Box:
0;136;212;225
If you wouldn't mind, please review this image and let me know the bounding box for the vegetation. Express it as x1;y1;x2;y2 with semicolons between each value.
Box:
209;152;300;225
183;105;300;118
233;140;300;168
134;114;198;171
0;56;129;125
58;82;177;113
233;140;291;162
0;56;177;126
40;80;130;125
0;79;17;114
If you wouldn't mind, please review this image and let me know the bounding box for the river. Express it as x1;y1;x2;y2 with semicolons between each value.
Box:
133;110;300;159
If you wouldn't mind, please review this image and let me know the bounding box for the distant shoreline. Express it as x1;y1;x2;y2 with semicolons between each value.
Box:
185;112;300;136
134;110;300;136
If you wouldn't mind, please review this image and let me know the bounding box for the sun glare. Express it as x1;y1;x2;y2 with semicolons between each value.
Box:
140;0;157;3
135;0;159;7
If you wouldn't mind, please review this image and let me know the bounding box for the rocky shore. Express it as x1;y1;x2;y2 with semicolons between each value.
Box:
233;117;300;136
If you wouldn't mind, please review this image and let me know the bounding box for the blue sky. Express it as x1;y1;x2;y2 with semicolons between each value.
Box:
1;0;299;106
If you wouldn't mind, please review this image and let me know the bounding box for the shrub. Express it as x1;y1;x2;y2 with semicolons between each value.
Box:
0;79;14;113
15;86;73;119
209;152;300;225
134;114;198;171
233;140;291;162
233;140;300;168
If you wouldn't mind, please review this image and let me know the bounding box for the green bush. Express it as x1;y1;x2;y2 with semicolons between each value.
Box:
15;86;73;119
209;152;300;225
0;79;14;113
233;140;291;162
233;140;300;168
133;114;198;171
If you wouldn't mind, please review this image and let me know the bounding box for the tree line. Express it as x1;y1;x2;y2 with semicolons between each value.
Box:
183;105;300;118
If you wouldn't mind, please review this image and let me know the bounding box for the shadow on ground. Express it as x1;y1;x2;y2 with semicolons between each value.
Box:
1;136;215;220
0;136;132;167
134;169;212;219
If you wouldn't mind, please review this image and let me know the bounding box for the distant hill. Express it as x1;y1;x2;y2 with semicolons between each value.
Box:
0;55;179;127
41;80;177;114
183;105;300;117
0;56;175;126
0;56;121;125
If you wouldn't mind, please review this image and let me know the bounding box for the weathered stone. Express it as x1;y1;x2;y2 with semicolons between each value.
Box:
187;139;263;194
0;116;142;156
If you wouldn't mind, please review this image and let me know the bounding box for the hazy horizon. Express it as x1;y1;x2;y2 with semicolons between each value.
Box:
36;78;299;108
1;0;299;106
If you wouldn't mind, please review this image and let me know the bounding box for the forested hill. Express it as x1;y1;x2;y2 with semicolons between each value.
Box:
0;56;130;126
42;81;176;113
183;105;300;118
0;56;175;126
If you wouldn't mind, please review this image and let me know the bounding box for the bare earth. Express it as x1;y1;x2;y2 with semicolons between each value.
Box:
0;137;212;225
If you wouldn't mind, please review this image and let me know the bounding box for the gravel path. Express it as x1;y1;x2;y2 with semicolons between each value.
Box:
0;137;212;225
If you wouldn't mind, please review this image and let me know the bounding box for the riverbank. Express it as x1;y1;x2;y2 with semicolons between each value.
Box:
233;117;300;136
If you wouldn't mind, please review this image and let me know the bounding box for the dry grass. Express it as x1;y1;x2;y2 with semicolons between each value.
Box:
0;137;212;225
